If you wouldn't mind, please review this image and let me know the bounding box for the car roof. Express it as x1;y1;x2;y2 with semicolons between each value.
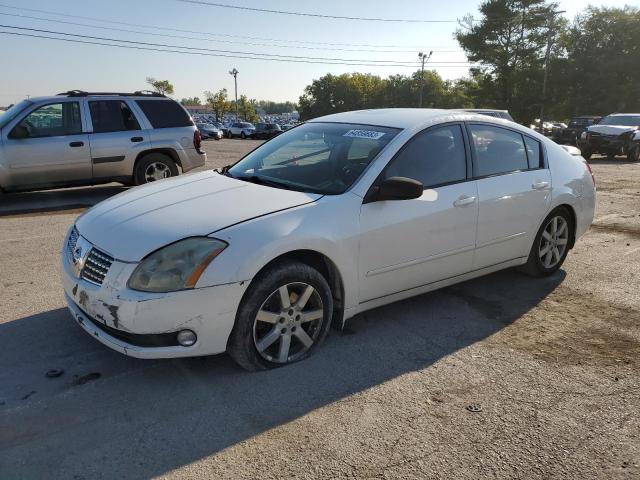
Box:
608;113;640;116
308;108;514;130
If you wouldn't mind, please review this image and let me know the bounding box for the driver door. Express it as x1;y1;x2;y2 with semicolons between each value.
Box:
3;101;91;188
358;124;478;303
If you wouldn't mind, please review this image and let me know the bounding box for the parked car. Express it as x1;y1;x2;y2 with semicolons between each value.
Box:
0;91;205;193
61;108;595;370
460;108;515;121
196;122;222;140
578;113;640;161
553;116;601;145
252;123;282;140
227;122;256;139
212;121;228;137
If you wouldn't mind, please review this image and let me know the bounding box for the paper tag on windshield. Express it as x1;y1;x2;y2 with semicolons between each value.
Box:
343;129;386;140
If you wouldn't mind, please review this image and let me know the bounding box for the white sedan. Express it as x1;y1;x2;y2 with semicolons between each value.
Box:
61;109;596;370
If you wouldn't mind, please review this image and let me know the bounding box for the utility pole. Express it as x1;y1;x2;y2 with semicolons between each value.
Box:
229;68;239;120
539;10;565;133
418;51;432;108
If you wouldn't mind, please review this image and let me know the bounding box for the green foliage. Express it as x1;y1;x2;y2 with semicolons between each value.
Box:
238;95;259;123
298;71;475;120
146;77;174;95
256;100;298;114
180;97;201;106
204;89;232;121
555;6;640;116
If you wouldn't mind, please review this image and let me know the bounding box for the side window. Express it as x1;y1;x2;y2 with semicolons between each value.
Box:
135;100;193;128
89;101;140;133
523;136;543;169
384;125;467;188
469;124;528;177
13;102;82;138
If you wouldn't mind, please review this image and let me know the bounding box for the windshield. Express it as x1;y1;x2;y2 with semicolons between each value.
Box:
227;122;400;194
599;115;640;127
0;99;32;129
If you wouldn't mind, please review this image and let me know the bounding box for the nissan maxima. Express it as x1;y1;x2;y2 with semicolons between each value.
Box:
61;109;596;370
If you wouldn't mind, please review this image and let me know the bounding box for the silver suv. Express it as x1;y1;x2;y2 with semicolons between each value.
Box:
0;91;206;193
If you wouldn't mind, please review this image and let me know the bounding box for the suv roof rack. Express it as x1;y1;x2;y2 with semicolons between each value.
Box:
56;90;166;98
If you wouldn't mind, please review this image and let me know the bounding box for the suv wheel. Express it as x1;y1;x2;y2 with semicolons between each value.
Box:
627;144;640;162
240;131;247;139
581;149;592;160
227;261;333;371
134;153;179;185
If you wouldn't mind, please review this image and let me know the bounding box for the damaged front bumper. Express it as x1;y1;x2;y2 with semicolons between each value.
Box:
61;233;249;359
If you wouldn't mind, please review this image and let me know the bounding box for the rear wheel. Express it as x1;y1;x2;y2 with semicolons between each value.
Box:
519;207;573;277
227;261;333;371
240;131;247;139
134;153;179;185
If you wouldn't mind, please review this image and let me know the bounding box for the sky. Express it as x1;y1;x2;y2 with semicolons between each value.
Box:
0;0;633;106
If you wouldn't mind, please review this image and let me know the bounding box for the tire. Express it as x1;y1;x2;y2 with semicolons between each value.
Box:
519;207;573;277
227;261;333;371
240;131;247;139
581;149;592;160
627;144;640;162
133;153;179;186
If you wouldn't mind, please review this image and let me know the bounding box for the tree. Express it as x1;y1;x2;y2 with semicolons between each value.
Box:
237;95;259;122
204;89;232;121
146;77;174;95
180;97;201;106
456;0;557;124
557;6;640;116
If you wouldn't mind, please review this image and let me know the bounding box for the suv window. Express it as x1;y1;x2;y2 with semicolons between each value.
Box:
384;125;467;188
469;124;528;177
135;100;193;128
89;100;140;133
13;102;82;138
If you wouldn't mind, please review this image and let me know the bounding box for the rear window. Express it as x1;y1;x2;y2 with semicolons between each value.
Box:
135;100;193;129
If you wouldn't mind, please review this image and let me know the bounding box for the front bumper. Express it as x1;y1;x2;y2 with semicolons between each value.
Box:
61;233;248;359
582;135;626;153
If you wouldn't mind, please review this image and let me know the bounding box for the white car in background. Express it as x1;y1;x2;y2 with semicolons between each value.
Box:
61;109;595;370
227;121;255;139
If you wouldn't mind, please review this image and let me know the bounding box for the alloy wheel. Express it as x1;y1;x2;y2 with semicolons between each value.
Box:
253;282;324;364
539;215;569;269
144;162;172;182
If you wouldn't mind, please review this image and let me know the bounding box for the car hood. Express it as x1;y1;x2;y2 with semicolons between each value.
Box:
587;124;638;135
76;171;321;262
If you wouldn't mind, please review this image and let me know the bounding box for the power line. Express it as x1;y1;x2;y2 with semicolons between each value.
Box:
0;30;476;68
177;0;458;23
0;12;464;54
0;3;459;49
0;24;474;65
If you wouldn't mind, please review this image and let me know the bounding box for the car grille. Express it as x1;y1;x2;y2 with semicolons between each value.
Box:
81;248;114;285
67;226;79;259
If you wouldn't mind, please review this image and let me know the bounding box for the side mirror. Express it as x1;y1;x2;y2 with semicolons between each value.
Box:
9;124;29;139
368;176;424;202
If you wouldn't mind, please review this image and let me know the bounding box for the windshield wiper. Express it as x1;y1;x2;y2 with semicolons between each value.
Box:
216;164;234;177
234;175;293;190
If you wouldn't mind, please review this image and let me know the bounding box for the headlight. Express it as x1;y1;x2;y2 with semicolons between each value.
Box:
128;237;227;293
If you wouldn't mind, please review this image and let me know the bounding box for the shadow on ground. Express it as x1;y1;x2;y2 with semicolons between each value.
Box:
0;268;565;478
0;185;127;217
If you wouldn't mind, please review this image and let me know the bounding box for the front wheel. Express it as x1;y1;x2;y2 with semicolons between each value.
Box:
581;149;592;160
519;207;573;277
227;261;333;371
240;131;247;139
627;144;640;162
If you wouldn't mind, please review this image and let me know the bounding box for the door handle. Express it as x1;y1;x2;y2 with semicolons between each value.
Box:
130;136;144;143
453;195;477;207
69;141;84;147
532;181;550;190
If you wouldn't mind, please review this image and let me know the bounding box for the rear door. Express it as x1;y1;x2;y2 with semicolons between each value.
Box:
2;100;91;188
468;123;551;269
358;123;478;302
87;99;150;181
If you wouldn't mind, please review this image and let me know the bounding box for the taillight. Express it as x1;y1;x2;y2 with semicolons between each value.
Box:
584;160;595;186
194;130;202;151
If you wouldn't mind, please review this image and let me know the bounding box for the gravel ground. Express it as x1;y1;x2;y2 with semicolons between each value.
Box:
0;139;638;479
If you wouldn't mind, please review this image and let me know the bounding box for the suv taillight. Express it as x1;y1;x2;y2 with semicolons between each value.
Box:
194;130;202;151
